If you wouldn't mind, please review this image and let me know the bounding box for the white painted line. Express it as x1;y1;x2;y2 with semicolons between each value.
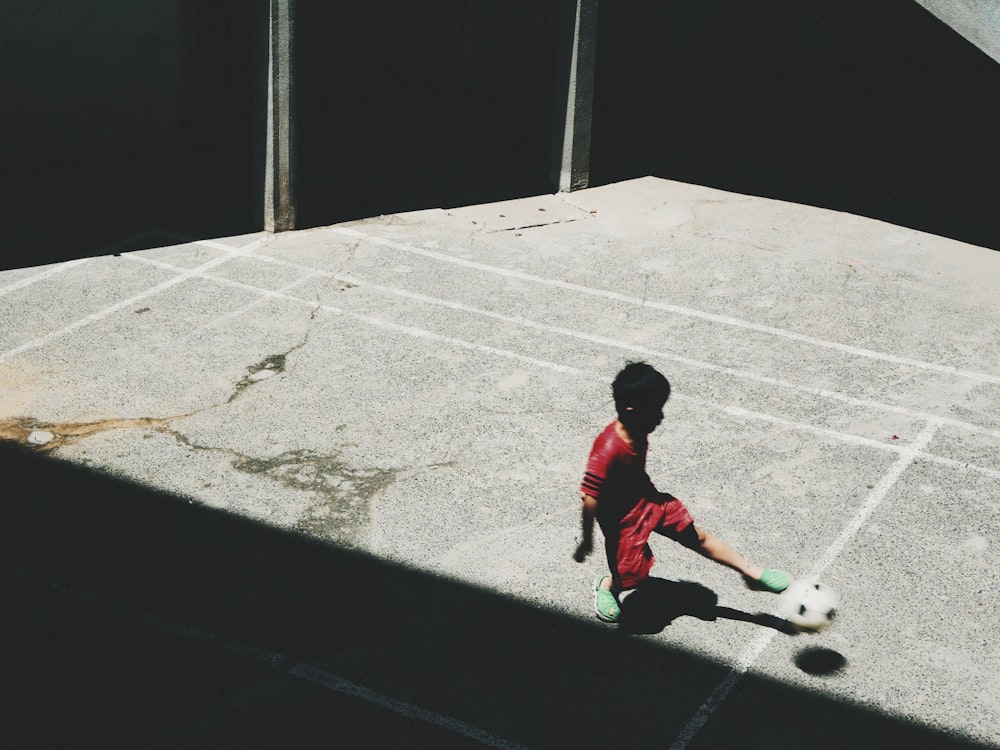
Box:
667;631;771;750
330;227;1000;386
7;566;526;750
242;248;999;440
683;396;999;480
196;236;272;253
681;396;997;479
123;254;582;377
0;245;255;365
808;419;941;578
287;664;528;750
190;270;326;336
668;420;941;750
0;258;92;299
676;394;895;452
909;451;1000;481
122;256;1000;480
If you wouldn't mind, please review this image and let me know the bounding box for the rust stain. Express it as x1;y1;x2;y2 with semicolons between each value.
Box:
0;416;174;452
0;348;304;451
0;345;310;452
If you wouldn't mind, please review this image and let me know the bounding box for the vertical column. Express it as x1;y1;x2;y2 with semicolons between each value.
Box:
264;0;296;232
554;0;599;193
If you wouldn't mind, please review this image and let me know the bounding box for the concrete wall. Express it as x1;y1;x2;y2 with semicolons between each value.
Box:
3;2;182;152
1;1;568;267
590;0;1000;251
1;1;265;267
294;1;565;229
3;0;999;268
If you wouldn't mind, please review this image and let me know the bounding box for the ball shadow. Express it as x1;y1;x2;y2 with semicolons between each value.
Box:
796;646;849;676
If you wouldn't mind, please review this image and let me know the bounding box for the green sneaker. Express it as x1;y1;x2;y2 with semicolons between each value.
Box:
593;575;621;622
749;568;791;593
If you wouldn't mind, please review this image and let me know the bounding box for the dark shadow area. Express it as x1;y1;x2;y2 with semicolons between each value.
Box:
294;1;565;230
1;440;993;749
592;0;1000;251
8;1;999;274
619;577;797;636
0;1;265;271
2;2;569;269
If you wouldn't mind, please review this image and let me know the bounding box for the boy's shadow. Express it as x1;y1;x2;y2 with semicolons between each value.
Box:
619;578;797;635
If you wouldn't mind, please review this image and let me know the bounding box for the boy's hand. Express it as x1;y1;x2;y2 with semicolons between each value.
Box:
573;538;593;562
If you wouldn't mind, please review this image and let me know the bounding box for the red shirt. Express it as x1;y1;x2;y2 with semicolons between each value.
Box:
581;422;658;525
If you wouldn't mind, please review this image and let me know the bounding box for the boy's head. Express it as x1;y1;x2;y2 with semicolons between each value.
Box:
612;362;670;435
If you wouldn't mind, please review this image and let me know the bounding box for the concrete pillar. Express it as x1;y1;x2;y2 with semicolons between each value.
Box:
264;0;296;232
554;0;599;192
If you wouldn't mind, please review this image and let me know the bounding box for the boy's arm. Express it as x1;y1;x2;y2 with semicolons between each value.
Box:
573;492;598;562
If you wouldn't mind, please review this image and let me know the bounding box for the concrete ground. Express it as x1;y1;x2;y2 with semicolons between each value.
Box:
1;176;998;749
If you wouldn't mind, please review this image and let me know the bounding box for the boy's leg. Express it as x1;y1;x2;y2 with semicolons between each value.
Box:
592;535;626;622
674;524;789;593
592;522;652;623
680;524;761;578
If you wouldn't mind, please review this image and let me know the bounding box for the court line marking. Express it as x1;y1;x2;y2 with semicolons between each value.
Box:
668;419;941;750
195;237;273;254
688;397;994;479
0;258;93;299
6;566;527;750
328;226;1000;386
120;254;1000;481
13;243;992;744
287;664;527;749
121;254;993;742
123;253;582;376
240;247;999;440
8;242;997;459
0;237;270;365
190;270;326;336
6;232;992;744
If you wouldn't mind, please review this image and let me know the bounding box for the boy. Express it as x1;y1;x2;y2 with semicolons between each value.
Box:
573;362;789;622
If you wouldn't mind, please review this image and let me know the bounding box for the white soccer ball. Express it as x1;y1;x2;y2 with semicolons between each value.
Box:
778;579;839;631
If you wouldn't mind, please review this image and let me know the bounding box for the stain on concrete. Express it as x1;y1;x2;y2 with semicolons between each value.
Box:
1;413;397;547
231;448;396;546
0;415;174;452
229;354;288;402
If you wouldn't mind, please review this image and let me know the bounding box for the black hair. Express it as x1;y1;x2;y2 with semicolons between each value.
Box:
612;361;670;416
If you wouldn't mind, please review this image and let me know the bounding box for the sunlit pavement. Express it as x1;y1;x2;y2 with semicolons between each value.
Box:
2;177;998;749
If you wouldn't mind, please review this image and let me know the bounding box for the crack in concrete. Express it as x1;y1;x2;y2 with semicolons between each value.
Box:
227;305;321;404
0;305;324;451
495;219;581;233
227;353;290;403
335;240;361;275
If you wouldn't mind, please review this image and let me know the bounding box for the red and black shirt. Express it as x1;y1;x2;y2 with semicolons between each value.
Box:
581;422;657;525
